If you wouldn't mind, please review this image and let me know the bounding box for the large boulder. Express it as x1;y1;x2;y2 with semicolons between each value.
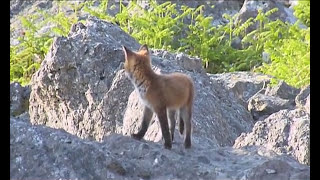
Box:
10;0;38;18
152;49;205;74
236;0;298;33
10;82;31;117
123;52;254;147
30;16;254;146
265;80;300;102
295;85;310;114
234;108;310;165
247;81;300;121
10;117;310;180
29;16;138;141
304;95;310;114
248;93;295;121
209;72;271;108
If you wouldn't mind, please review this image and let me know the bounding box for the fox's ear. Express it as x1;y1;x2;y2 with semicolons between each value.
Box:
139;44;149;56
122;45;134;60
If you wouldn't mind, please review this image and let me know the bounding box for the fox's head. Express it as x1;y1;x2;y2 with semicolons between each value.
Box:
122;44;151;78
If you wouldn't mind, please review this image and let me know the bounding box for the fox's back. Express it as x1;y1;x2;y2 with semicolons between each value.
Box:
146;72;194;109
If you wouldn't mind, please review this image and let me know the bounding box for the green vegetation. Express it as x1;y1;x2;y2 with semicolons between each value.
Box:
10;2;78;85
10;0;309;88
255;0;310;88
293;0;310;27
255;20;310;87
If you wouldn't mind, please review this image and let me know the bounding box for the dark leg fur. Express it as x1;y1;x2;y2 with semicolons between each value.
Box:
180;106;192;148
168;110;176;142
131;106;153;140
156;107;172;149
179;115;184;135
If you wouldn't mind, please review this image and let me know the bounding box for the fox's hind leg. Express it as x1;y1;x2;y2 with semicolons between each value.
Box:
179;110;184;136
167;109;176;142
155;107;172;149
179;105;192;148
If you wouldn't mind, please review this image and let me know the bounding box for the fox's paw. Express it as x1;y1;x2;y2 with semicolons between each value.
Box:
164;142;172;149
184;138;191;149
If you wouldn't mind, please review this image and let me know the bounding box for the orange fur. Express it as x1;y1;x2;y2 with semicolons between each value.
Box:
122;44;194;149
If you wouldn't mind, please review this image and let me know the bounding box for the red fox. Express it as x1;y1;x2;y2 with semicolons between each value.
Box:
122;44;194;149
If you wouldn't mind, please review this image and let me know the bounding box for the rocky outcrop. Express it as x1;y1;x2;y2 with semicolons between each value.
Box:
209;72;271;107
11;1;310;179
295;85;310;113
151;50;205;74
10;82;31;117
247;81;300;121
209;75;310;165
234;108;310;165
10;0;37;18
265;80;300;101
248;93;295;121
29;16;254;147
11;117;310;180
29;16;139;141
304;94;310;114
210;75;304;122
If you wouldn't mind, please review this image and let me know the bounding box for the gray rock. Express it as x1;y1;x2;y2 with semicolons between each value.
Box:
151;49;205;74
209;72;271;108
123;56;254;147
265;80;300;101
29;16;254;147
16;112;30;123
295;85;310;113
236;0;298;33
305;95;310;114
262;51;271;63
231;36;242;50
10;0;37;17
174;53;204;74
248;93;295;121
10;117;118;180
11;117;310;180
234;108;310;165
10;82;31;116
29;16;139;141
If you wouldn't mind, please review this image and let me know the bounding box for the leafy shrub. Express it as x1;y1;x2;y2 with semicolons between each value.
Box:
83;0;310;87
10;14;52;85
293;0;310;27
255;0;310;88
83;1;279;73
255;22;310;88
10;0;310;88
10;1;78;85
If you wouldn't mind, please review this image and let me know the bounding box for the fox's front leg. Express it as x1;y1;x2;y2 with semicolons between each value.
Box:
131;106;153;140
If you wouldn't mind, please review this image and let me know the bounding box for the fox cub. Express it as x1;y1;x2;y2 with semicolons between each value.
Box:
122;44;194;149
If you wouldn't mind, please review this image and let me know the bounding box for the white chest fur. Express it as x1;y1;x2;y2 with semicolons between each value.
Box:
126;72;152;108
